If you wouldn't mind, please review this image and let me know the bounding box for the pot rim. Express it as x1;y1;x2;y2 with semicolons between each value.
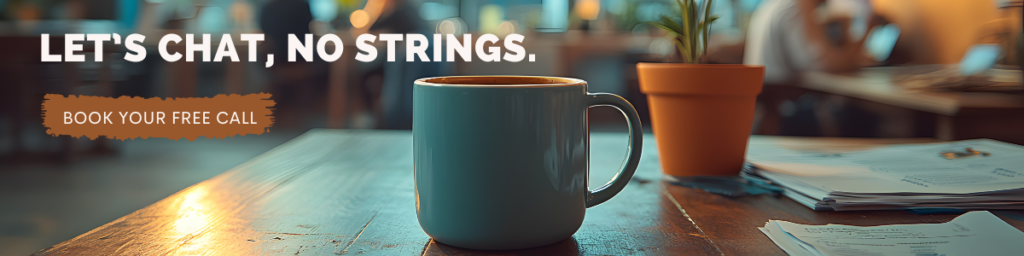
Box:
636;63;765;96
637;62;764;69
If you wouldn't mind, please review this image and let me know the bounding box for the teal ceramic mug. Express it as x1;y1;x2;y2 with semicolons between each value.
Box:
413;76;643;250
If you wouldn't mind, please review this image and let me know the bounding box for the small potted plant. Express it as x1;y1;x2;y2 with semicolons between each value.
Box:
638;0;764;179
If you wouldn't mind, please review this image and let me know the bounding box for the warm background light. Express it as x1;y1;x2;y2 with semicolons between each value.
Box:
575;0;600;21
873;0;1004;64
437;19;456;34
436;17;467;35
498;21;517;36
350;9;370;28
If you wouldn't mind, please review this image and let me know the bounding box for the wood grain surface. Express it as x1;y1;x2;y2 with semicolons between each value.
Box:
32;130;1024;255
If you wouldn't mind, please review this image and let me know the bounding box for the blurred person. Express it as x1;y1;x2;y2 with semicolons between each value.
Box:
258;0;327;128
368;0;421;34
744;0;875;84
362;0;442;129
259;0;314;58
744;0;883;137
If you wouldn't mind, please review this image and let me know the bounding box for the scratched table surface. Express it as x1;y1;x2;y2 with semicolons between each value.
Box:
34;130;1024;255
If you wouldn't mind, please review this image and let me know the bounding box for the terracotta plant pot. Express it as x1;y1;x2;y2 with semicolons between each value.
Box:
637;63;764;177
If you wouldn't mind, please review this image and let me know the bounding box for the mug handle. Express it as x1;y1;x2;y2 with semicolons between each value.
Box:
585;93;643;208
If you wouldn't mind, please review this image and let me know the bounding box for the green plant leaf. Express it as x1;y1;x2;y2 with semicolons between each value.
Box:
701;0;715;60
650;0;720;63
688;0;698;61
700;15;719;60
673;38;692;63
648;16;685;37
676;0;689;36
675;0;692;61
702;0;714;22
662;16;693;60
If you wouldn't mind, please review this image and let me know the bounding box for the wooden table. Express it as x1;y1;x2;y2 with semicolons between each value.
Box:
801;67;1024;143
33;130;1024;255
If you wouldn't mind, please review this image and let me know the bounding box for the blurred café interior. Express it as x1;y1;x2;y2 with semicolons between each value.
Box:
2;0;1024;255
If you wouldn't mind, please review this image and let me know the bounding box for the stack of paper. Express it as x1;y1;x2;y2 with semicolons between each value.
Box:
743;139;1024;211
759;211;1024;256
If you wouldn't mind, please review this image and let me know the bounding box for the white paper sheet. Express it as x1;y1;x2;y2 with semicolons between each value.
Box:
747;139;1024;194
760;211;1024;256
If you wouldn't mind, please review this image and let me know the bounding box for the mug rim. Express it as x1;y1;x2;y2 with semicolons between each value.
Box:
415;76;586;88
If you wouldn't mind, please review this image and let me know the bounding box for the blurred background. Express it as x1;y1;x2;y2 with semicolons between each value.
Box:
2;0;1024;255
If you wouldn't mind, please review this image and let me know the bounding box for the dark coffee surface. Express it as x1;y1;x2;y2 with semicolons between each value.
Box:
420;76;583;86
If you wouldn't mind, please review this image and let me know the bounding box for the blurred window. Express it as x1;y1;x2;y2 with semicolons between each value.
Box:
310;0;338;22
